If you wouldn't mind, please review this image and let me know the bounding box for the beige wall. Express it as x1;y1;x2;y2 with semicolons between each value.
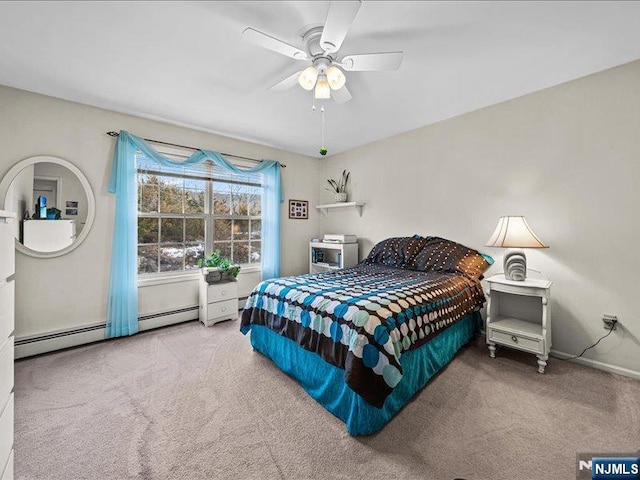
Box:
0;85;322;338
319;60;640;375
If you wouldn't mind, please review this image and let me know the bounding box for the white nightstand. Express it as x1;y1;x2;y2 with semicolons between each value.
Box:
309;241;359;274
485;274;552;373
199;273;239;327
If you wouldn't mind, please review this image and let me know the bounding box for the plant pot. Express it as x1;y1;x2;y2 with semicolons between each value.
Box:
334;192;347;203
201;267;239;284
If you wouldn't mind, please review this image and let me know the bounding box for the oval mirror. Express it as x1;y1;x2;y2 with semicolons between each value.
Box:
0;156;95;258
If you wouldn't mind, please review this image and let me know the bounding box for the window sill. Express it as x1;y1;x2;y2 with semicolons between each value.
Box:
138;265;261;287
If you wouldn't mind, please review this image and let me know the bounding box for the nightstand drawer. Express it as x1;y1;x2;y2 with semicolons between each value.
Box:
207;281;238;303
207;298;238;321
489;329;543;354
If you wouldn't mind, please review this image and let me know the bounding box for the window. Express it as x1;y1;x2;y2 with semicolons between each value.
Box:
136;150;262;275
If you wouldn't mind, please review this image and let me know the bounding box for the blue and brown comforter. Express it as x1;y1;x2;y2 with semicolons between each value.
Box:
240;262;486;408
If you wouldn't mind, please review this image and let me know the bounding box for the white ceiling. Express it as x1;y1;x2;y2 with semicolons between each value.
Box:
1;1;640;158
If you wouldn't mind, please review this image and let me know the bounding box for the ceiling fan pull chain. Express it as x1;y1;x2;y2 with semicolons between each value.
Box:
319;106;327;156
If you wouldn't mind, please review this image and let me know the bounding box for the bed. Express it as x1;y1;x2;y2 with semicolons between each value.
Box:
240;235;492;435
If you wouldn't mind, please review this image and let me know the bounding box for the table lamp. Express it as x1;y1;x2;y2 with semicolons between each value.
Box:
485;216;548;281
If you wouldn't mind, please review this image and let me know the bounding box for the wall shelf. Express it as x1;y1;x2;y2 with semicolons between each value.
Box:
315;201;365;217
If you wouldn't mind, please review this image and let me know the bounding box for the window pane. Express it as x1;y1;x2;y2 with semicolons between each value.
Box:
251;241;261;264
161;218;184;243
232;190;249;215
234;242;249;265
214;219;232;242
138;245;158;274
159;244;184;271
160;185;184;214
185;187;205;214
249;193;261;216
234;219;249;241
139;184;158;213
185;244;204;269
185;218;204;243
184;178;205;189
213;241;231;260
213;183;231;214
138;218;159;244
250;219;261;240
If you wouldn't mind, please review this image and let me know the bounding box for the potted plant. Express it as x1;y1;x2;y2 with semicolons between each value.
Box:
326;169;350;203
197;250;240;284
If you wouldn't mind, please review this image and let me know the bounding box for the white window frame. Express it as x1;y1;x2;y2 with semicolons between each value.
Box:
136;144;263;283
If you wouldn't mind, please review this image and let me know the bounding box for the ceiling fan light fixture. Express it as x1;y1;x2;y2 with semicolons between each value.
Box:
298;66;318;90
314;75;331;99
326;65;346;90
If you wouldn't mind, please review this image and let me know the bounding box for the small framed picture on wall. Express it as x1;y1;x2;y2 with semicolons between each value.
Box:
288;199;308;220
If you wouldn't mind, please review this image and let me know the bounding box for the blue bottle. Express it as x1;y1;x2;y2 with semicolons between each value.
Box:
37;196;47;219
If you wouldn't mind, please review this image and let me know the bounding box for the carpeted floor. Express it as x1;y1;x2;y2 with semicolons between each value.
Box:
14;320;640;480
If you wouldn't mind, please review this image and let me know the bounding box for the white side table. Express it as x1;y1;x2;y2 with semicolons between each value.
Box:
199;272;239;327
485;274;552;373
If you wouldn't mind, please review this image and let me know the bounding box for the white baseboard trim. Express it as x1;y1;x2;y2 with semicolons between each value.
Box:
15;306;201;359
551;349;640;381
15;326;106;359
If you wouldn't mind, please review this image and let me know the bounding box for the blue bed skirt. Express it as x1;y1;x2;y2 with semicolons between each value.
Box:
249;311;480;435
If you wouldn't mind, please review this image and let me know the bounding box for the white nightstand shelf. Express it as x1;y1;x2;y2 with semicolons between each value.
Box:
485;274;552;373
309;241;359;274
315;202;365;217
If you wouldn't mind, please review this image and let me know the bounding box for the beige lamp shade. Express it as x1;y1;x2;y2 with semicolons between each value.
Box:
485;216;548;248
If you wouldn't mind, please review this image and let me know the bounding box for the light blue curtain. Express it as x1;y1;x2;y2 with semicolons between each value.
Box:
106;130;283;338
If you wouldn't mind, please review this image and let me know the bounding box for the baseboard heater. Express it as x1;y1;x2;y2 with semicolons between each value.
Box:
15;306;200;359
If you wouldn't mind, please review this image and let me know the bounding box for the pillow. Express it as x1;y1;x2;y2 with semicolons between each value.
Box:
405;236;493;280
364;236;429;268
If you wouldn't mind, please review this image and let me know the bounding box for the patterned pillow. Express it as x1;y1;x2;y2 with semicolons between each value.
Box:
364;235;429;268
405;236;493;280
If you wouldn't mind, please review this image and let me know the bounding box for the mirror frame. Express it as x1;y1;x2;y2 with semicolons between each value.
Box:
0;155;96;258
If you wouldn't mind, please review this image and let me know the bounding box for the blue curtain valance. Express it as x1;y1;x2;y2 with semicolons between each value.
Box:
106;131;283;338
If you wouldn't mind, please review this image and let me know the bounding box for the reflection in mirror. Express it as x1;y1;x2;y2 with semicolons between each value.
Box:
0;156;95;258
7;162;88;252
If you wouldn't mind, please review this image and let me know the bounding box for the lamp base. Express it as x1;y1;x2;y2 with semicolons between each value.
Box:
503;248;527;281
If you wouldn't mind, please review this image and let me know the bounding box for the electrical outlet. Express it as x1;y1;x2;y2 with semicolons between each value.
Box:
602;314;618;331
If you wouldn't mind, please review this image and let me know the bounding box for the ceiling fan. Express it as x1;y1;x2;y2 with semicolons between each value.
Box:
242;0;403;104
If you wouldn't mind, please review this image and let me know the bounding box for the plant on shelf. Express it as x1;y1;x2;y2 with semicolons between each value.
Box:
197;250;240;282
326;169;350;203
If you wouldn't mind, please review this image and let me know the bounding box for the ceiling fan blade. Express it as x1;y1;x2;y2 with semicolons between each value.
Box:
269;71;303;92
331;85;352;104
320;0;362;54
242;28;308;60
341;52;403;71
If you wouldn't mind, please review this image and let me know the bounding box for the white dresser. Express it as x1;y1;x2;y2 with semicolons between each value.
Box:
199;270;239;327
23;219;76;252
0;211;15;479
